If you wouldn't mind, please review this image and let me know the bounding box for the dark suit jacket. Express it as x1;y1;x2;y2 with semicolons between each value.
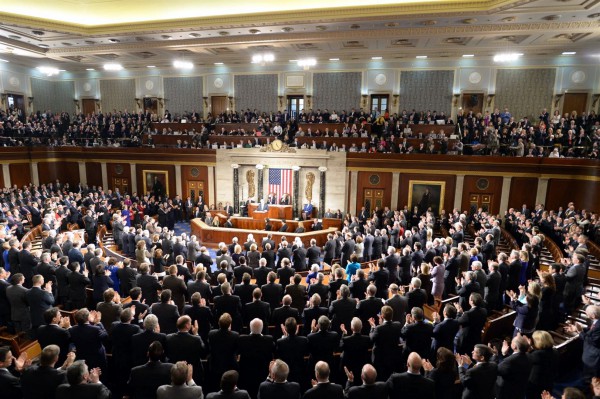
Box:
0;368;22;399
6;284;29;323
401;321;433;359
67;272;90;308
124;300;149;322
26;286;54;327
386;372;436;399
329;297;357;333
276;335;309;383
207;328;239;379
356;297;383;334
456;306;487;353
257;380;301;399
370;320;402;377
302;306;328;336
131;330;168;367
214;294;243;331
166;331;206;381
69;322;108;370
459;361;498;399
55;382;111;399
243;300;271;333
128;361;173;399
254;267;272;287
307;330;340;367
37;323;71;365
285;284;307;313
303;382;345;399
261;283;284;311
432;318;460;352
340;333;372;378
277;266;295;285
19;250;39;286
117;267;138;297
110;322;141;371
21;365;67;399
580;321;600;375
237;334;275;395
137;274;162;305
96;301;122;333
346;382;387;399
162;275;189;312
496;352;531;399
234;282;257;307
386;294;408;324
150;302;180;334
206;389;251;399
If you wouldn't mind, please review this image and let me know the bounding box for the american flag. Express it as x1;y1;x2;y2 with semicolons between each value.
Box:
268;168;292;204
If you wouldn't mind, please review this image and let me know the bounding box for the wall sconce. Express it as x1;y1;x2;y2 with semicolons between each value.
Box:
553;93;563;108
453;94;460;107
278;96;284;108
27;97;34;107
361;94;368;109
135;98;142;108
592;94;600;108
203;96;208;108
306;95;312;109
228;96;234;110
157;98;164;107
0;93;6;106
73;99;80;112
486;94;495;108
393;94;399;108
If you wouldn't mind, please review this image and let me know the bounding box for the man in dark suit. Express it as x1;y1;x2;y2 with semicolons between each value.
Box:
21;344;73;399
303;361;344;399
386;352;435;399
26;274;54;333
308;273;330;303
262;272;284;312
285;274;307;313
127;341;173;399
279;220;289;232
456;293;488;354
54;257;71;307
163;265;189;313
485;262;502;311
257;359;301;399
323;234;336;266
276;317;309;385
271;295;300;340
187;270;213;304
6;273;31;333
367;259;389;299
344;364;387;399
66;263;90;310
213;282;243;332
131;314;168;367
242;288;270;333
37;308;71;366
369;305;402;381
55;360;111;399
237;318;275;398
292;245;307;272
356;285;383;335
566;301;600;385
307;240;321;267
69;308;109;372
150;289;180;334
96;288;122;334
329;285;356;334
457;344;498;399
117;260;138;298
234;272;257;309
206;370;251;399
254;260;272;288
385;284;408;325
406;277;428;311
456;271;480;311
401;307;433;362
18;241;39;288
307;316;340;372
340;233;356;267
166;315;206;384
431;304;460;355
340;317;372;387
495;335;531;399
207;314;240;392
302;293;329;336
136;263;162;305
233;260;253;286
110;308;142;397
276;244;293;270
123;287;149;322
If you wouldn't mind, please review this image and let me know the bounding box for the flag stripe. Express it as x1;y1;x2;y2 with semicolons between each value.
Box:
268;168;293;204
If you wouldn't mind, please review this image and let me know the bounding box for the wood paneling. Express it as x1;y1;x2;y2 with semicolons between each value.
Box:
508;177;538;210
562;93;587;116
135;164;176;197
461;176;503;215
398;174;456;213
546;179;600;213
181;165;209;203
86;162;103;187
9;164;31;188
37;161;79;186
356;172;392;214
106;163;131;193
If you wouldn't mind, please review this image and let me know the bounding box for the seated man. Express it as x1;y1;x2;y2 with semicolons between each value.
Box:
302;202;314;220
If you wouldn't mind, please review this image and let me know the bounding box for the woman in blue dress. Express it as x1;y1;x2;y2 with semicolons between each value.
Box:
519;250;529;286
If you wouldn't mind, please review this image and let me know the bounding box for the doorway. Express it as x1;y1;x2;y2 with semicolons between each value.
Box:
143;97;158;115
112;178;129;195
363;188;384;213
211;96;227;116
6;93;25;115
186;180;204;203
462;93;485;115
562;93;588;116
82;99;96;115
370;94;389;115
468;193;493;214
287;96;304;119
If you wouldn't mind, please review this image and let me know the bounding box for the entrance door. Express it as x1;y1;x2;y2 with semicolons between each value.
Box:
187;181;204;203
211;96;227;116
370;94;389;115
462;93;484;115
468;193;493;214
143;97;158;115
7;93;25;114
562;93;588;116
287;96;304;119
113;178;129;195
363;188;384;213
82;99;96;115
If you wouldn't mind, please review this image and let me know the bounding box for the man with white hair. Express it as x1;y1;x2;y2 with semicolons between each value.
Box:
566;299;600;385
237;318;275;398
258;359;301;399
303;361;344;399
470;261;486;297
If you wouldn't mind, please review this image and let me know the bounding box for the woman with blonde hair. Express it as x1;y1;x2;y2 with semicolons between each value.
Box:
232;244;243;266
418;263;433;305
527;330;559;399
354;235;364;262
135;240;151;265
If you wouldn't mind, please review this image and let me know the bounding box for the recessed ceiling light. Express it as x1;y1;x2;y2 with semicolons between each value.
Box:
103;63;123;71
289;59;298;62
31;30;45;36
214;62;224;65
416;55;428;59
329;58;339;61
37;66;59;76
173;60;193;69
86;68;95;71
108;38;120;43
147;65;156;68
188;33;201;38
58;69;66;72
371;56;382;60
493;53;522;62
161;35;172;40
462;54;474;57
562;51;576;55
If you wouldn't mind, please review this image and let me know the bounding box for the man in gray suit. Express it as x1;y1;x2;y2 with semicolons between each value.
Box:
156;361;204;399
187;236;201;265
563;252;586;314
112;214;124;250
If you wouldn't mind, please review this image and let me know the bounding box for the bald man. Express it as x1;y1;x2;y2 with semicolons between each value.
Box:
386;352;435;399
303;361;344;399
344;364;387;399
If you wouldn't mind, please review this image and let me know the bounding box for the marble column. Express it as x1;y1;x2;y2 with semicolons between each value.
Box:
232;164;240;214
78;162;87;185
101;162;108;190
292;166;300;219
2;164;11;188
453;174;465;210
208;166;216;206
256;164;264;202
349;171;358;215
499;176;512;214
130;164;137;194
391;172;400;210
31;162;39;186
535;177;549;206
318;166;327;218
175;165;183;197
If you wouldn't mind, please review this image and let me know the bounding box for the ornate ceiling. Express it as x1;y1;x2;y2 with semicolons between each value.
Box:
0;0;598;72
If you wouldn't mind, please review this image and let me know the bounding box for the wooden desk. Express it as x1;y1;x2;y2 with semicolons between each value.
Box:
248;203;294;220
191;219;336;247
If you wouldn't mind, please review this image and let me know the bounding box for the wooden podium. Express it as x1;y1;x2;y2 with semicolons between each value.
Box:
248;204;292;220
